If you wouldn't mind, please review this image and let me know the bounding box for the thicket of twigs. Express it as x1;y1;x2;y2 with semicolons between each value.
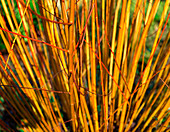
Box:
0;0;169;131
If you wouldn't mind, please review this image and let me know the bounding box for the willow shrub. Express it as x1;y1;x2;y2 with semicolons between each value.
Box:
0;0;169;131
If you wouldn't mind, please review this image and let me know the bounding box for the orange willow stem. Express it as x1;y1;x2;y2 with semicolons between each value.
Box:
90;1;99;131
94;0;106;131
69;0;76;131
